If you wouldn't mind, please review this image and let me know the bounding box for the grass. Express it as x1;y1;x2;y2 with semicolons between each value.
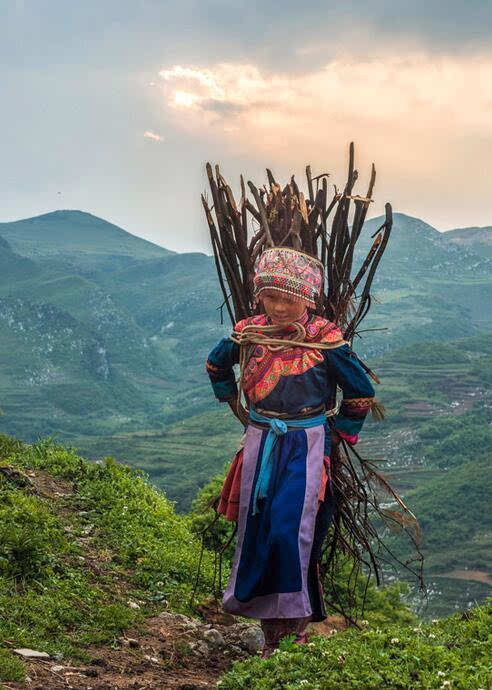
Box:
0;434;216;682
219;601;492;689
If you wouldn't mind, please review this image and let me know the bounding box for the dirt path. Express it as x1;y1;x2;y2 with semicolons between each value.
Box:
7;613;347;690
4;464;347;689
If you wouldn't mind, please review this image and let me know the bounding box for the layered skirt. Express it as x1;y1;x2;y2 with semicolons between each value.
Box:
220;423;334;622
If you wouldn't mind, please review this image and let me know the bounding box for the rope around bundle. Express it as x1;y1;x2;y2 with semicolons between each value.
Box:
230;322;348;424
230;322;348;352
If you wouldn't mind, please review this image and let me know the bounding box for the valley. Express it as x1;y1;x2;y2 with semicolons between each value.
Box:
0;209;491;617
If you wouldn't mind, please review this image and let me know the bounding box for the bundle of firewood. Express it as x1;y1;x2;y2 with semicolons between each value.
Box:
200;145;424;615
201;142;392;340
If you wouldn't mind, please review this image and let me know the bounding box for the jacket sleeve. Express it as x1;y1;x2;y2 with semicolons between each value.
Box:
206;337;240;402
324;344;375;443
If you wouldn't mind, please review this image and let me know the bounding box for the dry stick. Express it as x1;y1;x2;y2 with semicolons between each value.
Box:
240;175;253;302
217;177;248;293
206;163;227;240
311;172;331;183
214;188;240;296
290;175;301;201
350;233;383;294
250;234;267;264
240;175;248;242
266;168;277;189
345;203;392;340
248;227;265;255
317;178;328;267
331;449;385;579
216;184;246;311
290;208;303;250
208;173;248;320
308;190;322;230
245;199;262;225
306;164;315;205
334;143;356;265
271;188;286;245
338;198;377;321
326;170;351;313
309;204;322;256
202;197;235;323
320;188;341;231
299;193;313;255
247;181;274;248
211;225;242;321
334;176;357;290
354;164;376;244
224;182;250;296
340;163;377;291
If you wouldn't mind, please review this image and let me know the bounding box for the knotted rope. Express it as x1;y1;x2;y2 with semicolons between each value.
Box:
230;322;347;424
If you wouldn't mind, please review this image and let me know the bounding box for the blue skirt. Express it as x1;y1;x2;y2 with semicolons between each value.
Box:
223;423;333;620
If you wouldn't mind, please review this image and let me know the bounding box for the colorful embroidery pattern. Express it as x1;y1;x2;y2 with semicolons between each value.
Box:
254;247;323;308
340;397;373;418
235;314;344;403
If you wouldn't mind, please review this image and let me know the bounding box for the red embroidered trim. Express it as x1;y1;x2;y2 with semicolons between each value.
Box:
235;314;343;403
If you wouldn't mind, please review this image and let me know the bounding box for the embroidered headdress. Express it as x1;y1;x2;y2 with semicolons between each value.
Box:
253;247;323;309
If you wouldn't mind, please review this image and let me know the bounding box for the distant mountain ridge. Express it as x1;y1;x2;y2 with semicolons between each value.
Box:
0;207;491;504
444;225;492;258
0;210;172;269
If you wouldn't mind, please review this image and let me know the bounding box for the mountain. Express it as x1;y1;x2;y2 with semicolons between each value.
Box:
0;210;171;270
444;225;492;258
0;209;491;504
0;209;491;618
351;213;492;351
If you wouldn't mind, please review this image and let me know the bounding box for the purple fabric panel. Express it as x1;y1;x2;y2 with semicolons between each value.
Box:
297;425;325;614
223;425;263;606
223;424;325;619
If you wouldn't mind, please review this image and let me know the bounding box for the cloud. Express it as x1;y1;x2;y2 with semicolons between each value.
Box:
143;130;163;142
158;56;492;139
3;1;492;75
155;54;492;231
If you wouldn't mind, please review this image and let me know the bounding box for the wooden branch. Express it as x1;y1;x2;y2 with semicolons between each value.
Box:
248;181;274;248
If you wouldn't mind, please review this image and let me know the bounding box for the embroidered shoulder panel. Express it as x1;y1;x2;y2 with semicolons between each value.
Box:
240;314;342;403
305;316;343;344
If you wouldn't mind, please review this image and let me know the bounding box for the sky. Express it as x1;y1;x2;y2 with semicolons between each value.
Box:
1;0;492;252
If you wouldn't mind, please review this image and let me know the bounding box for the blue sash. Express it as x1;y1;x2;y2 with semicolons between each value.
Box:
249;407;326;515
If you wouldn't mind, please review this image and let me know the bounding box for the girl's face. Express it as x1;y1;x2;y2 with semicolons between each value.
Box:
261;290;308;326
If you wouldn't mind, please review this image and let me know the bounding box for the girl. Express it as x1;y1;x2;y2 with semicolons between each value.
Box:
206;246;375;657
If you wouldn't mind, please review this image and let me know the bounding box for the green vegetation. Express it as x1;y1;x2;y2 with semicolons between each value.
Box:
0;434;215;682
0;648;25;684
219;601;492;689
0;209;491;623
0;209;171;266
0;431;490;689
1;210;491;507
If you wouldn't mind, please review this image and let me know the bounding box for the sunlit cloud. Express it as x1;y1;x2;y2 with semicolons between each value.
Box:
159;57;492;136
143;130;164;142
157;55;492;229
173;91;199;108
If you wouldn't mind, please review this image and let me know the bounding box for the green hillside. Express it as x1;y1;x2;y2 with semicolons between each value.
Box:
0;434;490;690
444;225;492;258
0;210;171;268
0;433;216;684
0;209;491;620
